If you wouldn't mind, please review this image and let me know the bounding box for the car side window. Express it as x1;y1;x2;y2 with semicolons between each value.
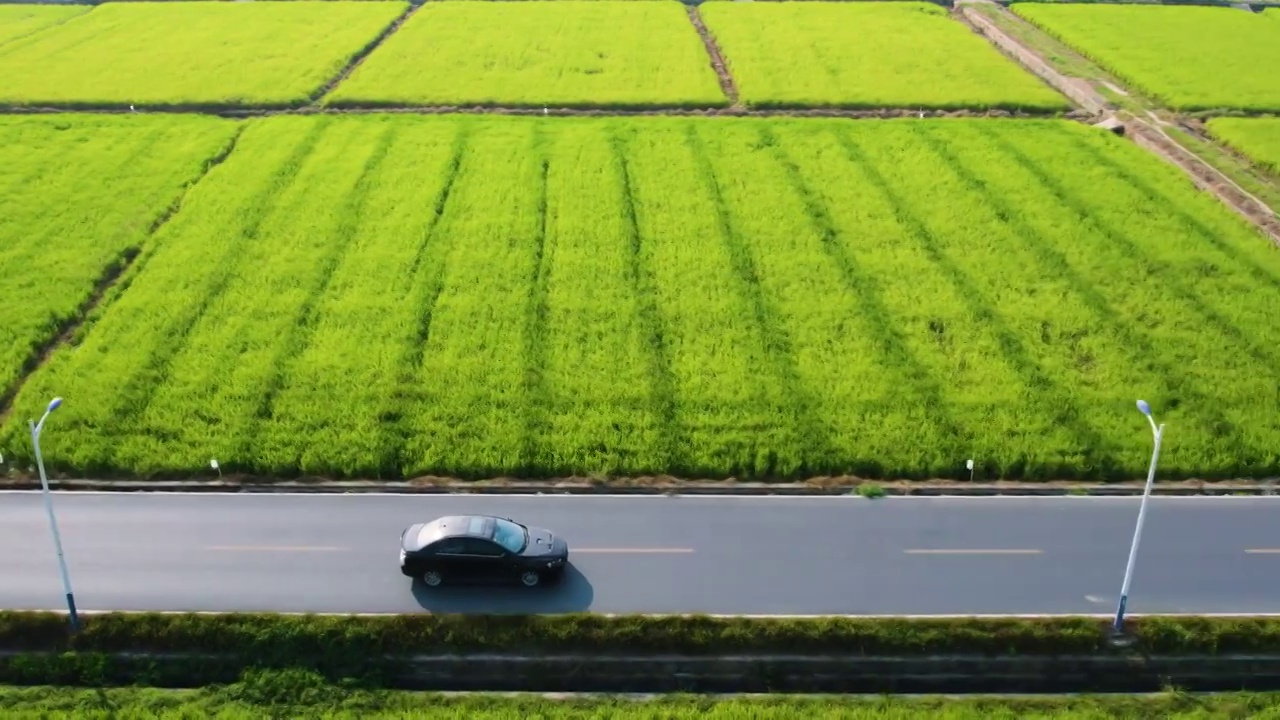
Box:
461;538;504;557
433;539;465;555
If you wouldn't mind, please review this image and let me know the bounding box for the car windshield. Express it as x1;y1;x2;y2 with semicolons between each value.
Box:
491;517;527;554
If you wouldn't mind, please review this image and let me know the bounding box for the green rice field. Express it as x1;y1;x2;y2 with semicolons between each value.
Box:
0;114;239;398
3;114;1279;481
325;2;726;108
0;5;87;47
0;2;407;107
699;2;1067;110
1205;117;1280;177
1011;4;1280;111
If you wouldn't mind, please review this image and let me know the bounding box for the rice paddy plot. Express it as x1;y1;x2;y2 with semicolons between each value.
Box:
324;2;726;108
1206;117;1280;177
0;114;238;407
1011;4;1280;111
698;2;1068;110
0;5;87;48
0;2;407;107
6;115;1280;481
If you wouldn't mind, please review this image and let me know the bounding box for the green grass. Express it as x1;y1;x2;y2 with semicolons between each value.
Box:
8;611;1280;656
5;115;1280;481
0;5;87;48
1011;4;1280;111
698;2;1067;110
0;114;239;404
0;2;407;107
4;676;1280;720
325;2;725;108
1205;117;1280;177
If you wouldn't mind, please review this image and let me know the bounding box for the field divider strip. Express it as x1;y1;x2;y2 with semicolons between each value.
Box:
308;1;424;110
0;123;247;429
684;5;740;110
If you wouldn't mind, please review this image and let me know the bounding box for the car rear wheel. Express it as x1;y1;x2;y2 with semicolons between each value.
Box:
520;570;541;587
422;570;443;587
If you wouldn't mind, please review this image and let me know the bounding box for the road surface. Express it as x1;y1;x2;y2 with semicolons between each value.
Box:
1;492;1278;616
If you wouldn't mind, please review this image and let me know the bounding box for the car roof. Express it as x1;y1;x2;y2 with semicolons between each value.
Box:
421;515;496;544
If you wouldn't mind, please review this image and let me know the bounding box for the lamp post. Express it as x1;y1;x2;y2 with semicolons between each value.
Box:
1112;399;1165;637
29;397;79;632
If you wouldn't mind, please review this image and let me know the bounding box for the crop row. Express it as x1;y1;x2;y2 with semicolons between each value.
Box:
4;677;1279;719
0;2;1066;110
3;114;1280;481
1012;3;1280;111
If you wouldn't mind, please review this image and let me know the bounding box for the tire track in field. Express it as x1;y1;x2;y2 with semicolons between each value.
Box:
611;128;685;473
245;123;400;465
918;123;1253;465
756;125;970;469
1066;131;1280;295
832;127;1112;477
389;125;469;474
519;131;552;474
105;119;332;459
683;123;836;477
985;126;1280;379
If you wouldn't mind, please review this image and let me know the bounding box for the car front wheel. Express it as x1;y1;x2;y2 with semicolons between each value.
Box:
520;570;541;587
422;570;443;587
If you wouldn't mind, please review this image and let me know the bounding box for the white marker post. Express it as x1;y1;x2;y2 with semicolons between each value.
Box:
966;458;975;482
30;396;79;632
210;458;221;478
1112;399;1165;637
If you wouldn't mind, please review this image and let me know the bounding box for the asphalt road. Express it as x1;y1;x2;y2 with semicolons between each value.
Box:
2;492;1279;616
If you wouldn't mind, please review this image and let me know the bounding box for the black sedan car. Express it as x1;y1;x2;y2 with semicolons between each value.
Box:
399;514;569;588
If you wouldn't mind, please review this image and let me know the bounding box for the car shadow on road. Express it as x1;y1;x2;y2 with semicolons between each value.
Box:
409;562;594;614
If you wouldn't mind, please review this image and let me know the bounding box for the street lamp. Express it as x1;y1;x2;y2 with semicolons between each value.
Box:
1112;399;1165;637
29;397;79;632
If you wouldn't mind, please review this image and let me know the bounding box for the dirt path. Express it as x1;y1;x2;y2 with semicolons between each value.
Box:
685;5;741;109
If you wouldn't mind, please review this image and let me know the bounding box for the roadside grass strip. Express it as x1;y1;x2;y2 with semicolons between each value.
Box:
0;5;87;48
5;116;1280;481
3;681;1280;719
1011;4;1280;111
1206;118;1280;178
325;2;726;108
697;2;1068;110
0;114;239;406
0;2;407;108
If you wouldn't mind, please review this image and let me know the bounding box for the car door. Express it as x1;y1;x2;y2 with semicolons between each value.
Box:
431;538;475;584
459;538;509;584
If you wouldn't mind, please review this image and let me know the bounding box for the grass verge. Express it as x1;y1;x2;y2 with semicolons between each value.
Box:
5;611;1280;656
3;671;1280;719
